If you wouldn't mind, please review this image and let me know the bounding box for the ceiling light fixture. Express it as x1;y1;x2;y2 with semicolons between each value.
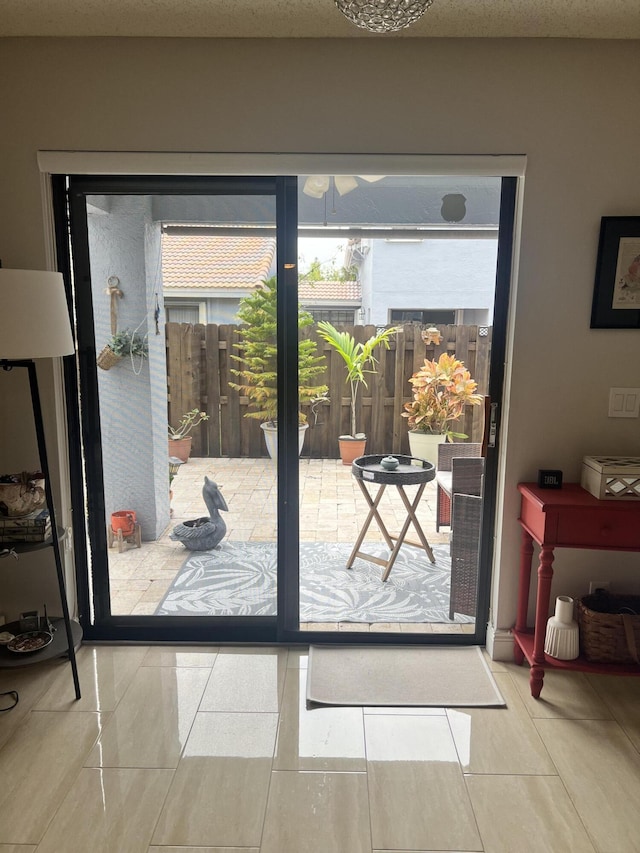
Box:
302;175;385;199
335;0;434;33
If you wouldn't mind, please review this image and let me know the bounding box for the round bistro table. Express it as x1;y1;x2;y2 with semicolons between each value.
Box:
349;454;436;582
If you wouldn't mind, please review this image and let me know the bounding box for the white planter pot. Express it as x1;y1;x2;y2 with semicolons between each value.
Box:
407;431;446;468
260;422;308;461
544;595;579;660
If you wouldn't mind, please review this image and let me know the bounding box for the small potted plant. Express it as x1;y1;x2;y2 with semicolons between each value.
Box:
97;328;148;370
316;321;400;464
401;352;483;466
229;276;328;460
168;408;210;463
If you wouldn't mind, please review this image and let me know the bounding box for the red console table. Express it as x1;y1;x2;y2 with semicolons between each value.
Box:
514;483;640;698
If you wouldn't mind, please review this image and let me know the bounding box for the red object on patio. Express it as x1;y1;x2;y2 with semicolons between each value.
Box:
109;510;142;552
111;510;137;537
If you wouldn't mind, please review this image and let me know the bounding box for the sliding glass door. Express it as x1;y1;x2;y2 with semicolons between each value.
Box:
55;170;516;645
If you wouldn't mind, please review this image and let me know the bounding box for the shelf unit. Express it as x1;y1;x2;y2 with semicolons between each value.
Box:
512;630;640;677
0;617;82;669
0;360;80;699
514;482;640;698
1;527;82;698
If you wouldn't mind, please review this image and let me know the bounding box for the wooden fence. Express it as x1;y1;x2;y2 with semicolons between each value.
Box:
166;323;492;459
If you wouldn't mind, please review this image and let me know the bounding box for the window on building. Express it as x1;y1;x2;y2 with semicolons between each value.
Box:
165;302;202;324
305;308;358;324
389;309;456;325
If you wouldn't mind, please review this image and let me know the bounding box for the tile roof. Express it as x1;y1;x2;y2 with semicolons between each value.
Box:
299;280;361;302
162;233;276;289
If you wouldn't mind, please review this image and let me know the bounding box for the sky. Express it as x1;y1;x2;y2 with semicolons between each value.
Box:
298;237;348;275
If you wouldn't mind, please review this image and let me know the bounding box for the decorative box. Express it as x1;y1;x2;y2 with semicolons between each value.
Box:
0;508;51;543
581;456;640;500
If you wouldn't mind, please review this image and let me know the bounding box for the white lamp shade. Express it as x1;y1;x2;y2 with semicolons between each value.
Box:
0;269;74;359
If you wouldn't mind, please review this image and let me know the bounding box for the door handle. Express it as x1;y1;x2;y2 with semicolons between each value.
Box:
488;402;499;449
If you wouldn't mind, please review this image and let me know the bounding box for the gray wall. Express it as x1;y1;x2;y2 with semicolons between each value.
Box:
361;237;497;325
90;196;169;539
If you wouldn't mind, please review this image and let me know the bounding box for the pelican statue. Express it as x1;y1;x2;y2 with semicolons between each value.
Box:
170;476;228;551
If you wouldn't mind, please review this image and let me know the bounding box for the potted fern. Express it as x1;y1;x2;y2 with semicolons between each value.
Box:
229;276;328;460
316;321;400;464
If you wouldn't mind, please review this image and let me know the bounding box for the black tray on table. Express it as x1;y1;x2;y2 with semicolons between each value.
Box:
351;454;435;486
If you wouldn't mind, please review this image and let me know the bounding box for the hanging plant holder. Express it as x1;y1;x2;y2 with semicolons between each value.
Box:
97;275;124;370
97;344;122;371
95;276;148;372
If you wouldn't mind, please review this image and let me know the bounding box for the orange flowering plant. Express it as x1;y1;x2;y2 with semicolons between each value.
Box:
402;352;482;440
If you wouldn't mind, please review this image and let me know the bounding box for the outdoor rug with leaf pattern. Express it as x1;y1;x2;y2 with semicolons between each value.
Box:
155;540;472;623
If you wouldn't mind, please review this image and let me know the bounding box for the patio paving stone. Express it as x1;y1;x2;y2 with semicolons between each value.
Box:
107;457;473;631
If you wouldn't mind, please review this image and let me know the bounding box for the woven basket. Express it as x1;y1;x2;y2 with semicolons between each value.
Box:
577;592;640;664
96;344;122;371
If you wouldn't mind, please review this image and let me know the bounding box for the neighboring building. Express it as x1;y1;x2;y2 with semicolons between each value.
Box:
160;177;499;326
298;279;361;324
162;230;276;324
348;232;498;327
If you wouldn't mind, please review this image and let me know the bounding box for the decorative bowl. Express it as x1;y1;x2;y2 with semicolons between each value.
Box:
380;455;400;471
6;631;53;654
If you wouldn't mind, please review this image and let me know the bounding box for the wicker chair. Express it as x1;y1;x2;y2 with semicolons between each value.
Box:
435;442;483;531
449;493;482;620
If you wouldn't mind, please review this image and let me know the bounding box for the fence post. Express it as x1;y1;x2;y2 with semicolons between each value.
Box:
205;323;222;457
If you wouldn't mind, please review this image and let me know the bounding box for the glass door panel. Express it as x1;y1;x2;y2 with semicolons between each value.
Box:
295;174;502;638
67;179;282;637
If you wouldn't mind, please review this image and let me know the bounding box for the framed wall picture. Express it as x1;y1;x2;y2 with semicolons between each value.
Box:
591;216;640;328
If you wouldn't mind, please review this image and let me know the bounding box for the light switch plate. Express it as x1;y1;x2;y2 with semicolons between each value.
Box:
608;387;640;418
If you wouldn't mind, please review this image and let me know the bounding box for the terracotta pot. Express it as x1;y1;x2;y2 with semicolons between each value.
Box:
168;436;192;463
338;437;367;466
110;510;137;537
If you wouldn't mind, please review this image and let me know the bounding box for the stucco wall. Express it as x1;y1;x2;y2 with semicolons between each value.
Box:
90;196;169;539
366;237;498;325
1;37;639;637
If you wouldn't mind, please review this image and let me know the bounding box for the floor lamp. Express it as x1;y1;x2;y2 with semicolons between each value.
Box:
0;268;81;700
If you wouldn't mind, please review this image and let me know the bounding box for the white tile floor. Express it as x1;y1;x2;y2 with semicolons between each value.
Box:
1;643;640;852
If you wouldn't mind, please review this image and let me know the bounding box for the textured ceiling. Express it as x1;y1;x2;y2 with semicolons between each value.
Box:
0;0;638;38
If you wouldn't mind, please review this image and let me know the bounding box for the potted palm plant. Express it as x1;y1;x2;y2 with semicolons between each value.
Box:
401;352;482;466
316;321;400;464
168;408;210;463
229;276;328;460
